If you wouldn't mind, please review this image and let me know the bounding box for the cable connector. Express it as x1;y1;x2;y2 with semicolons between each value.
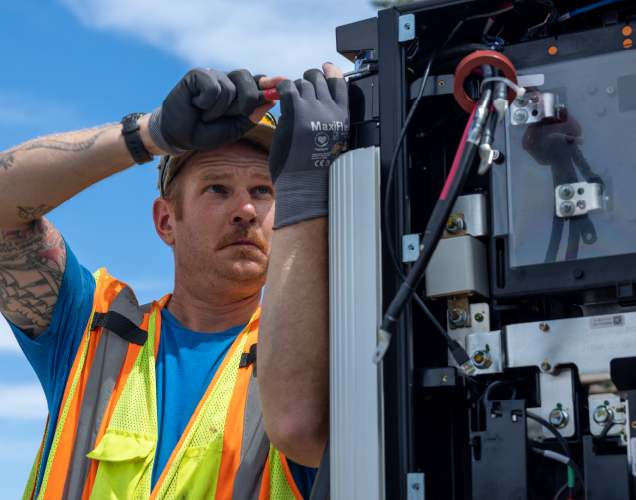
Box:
448;340;476;375
372;328;392;364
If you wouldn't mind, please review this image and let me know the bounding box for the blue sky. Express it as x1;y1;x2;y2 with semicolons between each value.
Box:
0;0;377;495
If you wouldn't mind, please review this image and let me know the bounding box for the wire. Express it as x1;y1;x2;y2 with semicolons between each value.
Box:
554;481;568;500
480;77;525;98
532;448;585;493
526;412;573;461
558;0;624;22
594;420;620;455
466;5;514;20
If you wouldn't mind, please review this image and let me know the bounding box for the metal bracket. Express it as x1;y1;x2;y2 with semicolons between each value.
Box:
402;233;420;262
555;181;605;218
398;14;415;43
407;473;425;500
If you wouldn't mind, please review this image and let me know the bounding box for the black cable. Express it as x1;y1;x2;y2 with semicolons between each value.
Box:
532;448;585;495
554;481;567;500
594;420;618;455
526;412;573;461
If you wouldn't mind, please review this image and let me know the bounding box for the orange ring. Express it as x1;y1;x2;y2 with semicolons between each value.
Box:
453;51;518;113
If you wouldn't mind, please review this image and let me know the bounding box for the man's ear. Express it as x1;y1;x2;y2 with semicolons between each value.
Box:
153;198;176;246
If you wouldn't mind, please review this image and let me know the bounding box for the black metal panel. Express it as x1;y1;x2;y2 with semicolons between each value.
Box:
469;400;528;500
377;6;414;500
336;17;378;63
583;435;630;500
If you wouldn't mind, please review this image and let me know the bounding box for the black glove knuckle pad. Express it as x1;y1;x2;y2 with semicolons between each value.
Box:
160;67;258;151
228;70;258;117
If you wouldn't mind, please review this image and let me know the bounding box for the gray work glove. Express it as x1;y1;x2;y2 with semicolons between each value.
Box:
269;66;349;228
149;68;263;155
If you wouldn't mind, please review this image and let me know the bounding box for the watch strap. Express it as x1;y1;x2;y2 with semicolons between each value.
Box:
121;113;153;165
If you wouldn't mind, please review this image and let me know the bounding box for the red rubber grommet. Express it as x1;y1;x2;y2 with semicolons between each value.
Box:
453;50;518;113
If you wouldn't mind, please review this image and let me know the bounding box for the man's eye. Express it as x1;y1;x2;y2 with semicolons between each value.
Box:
256;187;270;195
210;185;223;193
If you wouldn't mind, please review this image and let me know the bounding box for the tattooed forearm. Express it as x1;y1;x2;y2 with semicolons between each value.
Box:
0;129;109;170
0;218;66;338
17;204;53;220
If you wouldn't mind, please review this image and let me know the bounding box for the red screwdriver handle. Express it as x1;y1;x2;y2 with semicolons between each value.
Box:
262;88;280;101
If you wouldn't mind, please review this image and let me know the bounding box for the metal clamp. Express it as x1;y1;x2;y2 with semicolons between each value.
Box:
398;14;416;42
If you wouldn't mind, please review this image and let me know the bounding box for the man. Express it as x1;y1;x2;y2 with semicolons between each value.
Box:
0;63;347;499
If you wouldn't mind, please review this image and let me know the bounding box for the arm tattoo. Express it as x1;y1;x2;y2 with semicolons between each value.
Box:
0;218;66;338
17;204;53;220
0;128;109;170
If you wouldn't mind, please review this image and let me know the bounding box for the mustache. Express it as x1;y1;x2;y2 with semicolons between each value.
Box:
215;225;269;254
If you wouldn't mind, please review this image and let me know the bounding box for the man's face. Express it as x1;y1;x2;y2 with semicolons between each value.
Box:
161;143;275;299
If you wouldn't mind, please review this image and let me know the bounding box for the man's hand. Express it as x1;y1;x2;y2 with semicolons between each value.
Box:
268;63;349;228
155;68;283;153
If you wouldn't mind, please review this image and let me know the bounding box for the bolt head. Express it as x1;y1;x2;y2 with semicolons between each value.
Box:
577;200;586;210
541;361;551;371
539;322;549;332
448;307;467;327
475;313;484;322
593;405;613;424
404;22;411;30
549;408;568;428
513;108;529;123
560;201;574;215
558;184;574;200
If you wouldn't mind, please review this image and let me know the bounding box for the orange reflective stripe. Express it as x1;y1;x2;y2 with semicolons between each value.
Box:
215;322;259;499
280;454;304;500
259;457;271;500
81;299;160;500
149;317;254;500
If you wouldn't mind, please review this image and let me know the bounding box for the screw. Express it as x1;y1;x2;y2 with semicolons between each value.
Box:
513;108;529;123
516;94;528;106
541;361;551;371
412;482;420;490
577;200;586;210
442;375;448;382
539;322;549;332
607;86;614;94
632;421;636;429
560;201;574;215
549;408;569;428
439;80;445;86
475;313;484;322
558;184;574;200
593;405;613;425
574;269;584;279
404;22;411;30
448;307;467;327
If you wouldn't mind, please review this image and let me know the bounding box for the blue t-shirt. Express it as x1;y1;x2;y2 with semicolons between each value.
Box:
9;242;317;498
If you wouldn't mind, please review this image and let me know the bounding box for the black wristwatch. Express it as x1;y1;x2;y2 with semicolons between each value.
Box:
121;113;154;165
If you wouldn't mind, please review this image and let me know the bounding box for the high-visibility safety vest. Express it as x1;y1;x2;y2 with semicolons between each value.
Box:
22;269;304;500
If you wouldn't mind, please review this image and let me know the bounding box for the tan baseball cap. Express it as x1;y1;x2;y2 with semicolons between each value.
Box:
157;111;277;198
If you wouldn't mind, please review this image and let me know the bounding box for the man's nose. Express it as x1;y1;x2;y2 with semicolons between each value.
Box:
230;192;258;224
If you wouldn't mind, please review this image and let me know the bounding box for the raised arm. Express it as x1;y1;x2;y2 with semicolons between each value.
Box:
0;68;278;337
259;63;348;467
0;123;155;337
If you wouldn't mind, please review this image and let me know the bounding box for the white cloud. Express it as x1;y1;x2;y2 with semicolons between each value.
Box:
59;0;378;79
0;317;21;352
0;384;48;419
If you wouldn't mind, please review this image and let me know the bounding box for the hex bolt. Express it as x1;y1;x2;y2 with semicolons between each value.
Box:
472;351;492;369
558;184;574;200
560;201;574;215
445;216;464;234
513;108;529;123
593;405;614;425
541;361;551;371
577;200;586;210
539;322;550;332
475;313;484;322
448;307;467;327
549;407;569;428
